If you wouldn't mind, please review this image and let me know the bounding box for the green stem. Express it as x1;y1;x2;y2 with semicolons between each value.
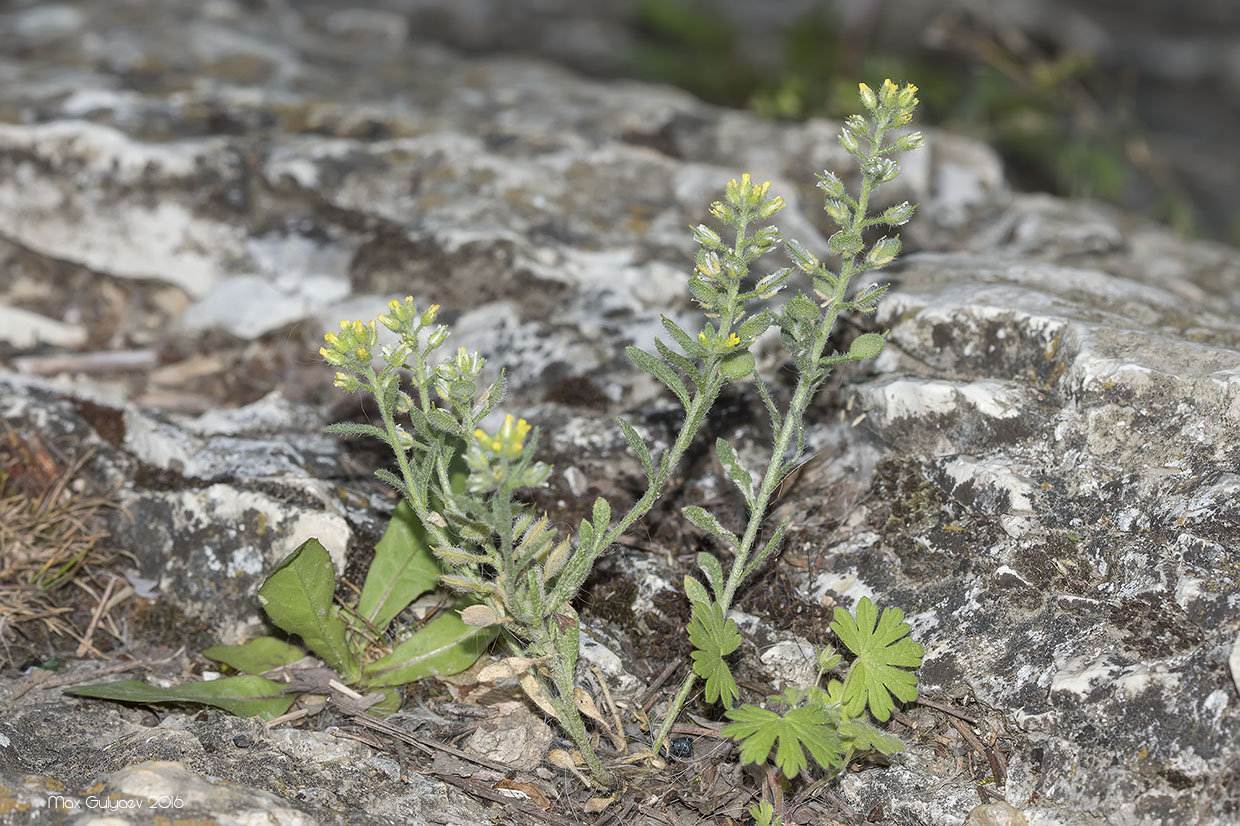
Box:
368;365;455;551
650;122;895;760
548;635;613;785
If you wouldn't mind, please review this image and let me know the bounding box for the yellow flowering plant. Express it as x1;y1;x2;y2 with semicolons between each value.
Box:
314;80;925;791
69;81;924;798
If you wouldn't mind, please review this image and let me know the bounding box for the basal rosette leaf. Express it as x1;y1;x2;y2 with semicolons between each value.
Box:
830;597;923;721
687;600;741;707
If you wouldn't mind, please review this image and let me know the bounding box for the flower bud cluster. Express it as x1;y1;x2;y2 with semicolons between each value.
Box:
465;413;551;493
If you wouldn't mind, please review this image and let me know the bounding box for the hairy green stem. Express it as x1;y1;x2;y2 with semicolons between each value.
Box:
649;118;898;760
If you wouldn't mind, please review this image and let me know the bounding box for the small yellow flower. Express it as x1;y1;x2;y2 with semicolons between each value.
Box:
354;346;370;359
724;333;741;348
324;332;339;346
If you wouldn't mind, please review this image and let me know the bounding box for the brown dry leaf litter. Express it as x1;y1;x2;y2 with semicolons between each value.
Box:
0;424;128;666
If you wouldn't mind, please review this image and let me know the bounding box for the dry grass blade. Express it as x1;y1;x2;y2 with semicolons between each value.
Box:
0;425;127;666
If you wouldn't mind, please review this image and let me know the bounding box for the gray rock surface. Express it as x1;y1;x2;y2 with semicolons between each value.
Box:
0;1;1236;825
0;677;489;825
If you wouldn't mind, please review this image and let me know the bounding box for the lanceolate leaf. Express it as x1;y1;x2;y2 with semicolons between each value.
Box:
682;505;739;546
626;346;690;409
202;636;306;674
687;600;741;707
696;552;725;602
830;597;924;721
722;703;843;779
683;574;710;607
324;421;398;445
839;719;905;755
361;609;497;688
258;538;359;683
68;676;294;721
654;337;703;387
616;418;655;481
660;315;708;358
715;438;754;503
357;500;441;630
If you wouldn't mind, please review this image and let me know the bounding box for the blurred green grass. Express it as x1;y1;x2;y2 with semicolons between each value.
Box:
626;0;1218;241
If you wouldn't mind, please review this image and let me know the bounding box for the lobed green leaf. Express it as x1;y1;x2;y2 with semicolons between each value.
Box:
722;703;842;779
687;600;741;707
830;597;923;722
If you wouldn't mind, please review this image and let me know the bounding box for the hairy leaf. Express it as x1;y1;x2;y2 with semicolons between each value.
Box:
838;719;905;755
722;703;842;779
68;676;294;721
830;597;923;721
683;574;710;606
696;552;725;602
715;438;753;503
627;346;690;409
687;600;741;707
654;337;702;387
616;418;655;481
682;505;739;546
660;315;708;358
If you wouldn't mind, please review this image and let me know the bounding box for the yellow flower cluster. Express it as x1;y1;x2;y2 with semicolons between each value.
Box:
858;79;919;125
320;318;377;366
473;414;532;460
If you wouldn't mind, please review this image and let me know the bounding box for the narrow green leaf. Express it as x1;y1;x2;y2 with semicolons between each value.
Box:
357;500;441;630
736;309;773;343
578;517;595;555
742;518;790;581
373;468;413;502
616;418;655;481
715;438;754;503
202;637;306;674
591;497;611;536
752;373;782;432
68;676;295;721
691;553;723;604
324;422;395;443
722;703;842;778
626;346;690;409
362;610;497;688
687;600;741;707
681;505;739;546
839;720;905;755
660;315;707;358
830;597;924;722
257;538;359;682
683;575;710;606
654;337;702;387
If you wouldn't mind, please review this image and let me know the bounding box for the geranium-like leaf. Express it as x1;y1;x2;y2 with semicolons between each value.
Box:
722;703;842;779
687;600;741;707
830;597;923;721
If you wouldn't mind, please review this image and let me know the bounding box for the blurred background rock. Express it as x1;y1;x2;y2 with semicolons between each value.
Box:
389;0;1240;244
